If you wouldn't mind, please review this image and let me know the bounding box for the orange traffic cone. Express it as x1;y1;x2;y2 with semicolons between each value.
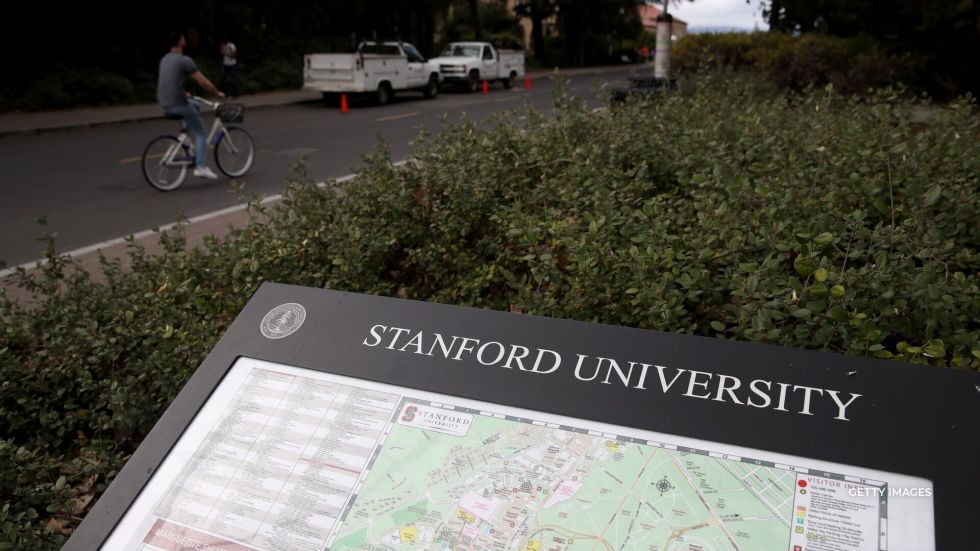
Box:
340;94;349;113
482;80;489;94
524;77;532;90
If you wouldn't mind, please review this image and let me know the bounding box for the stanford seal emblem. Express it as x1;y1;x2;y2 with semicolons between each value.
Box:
260;303;307;339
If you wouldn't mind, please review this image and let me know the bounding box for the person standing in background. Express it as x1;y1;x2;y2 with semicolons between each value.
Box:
220;39;238;98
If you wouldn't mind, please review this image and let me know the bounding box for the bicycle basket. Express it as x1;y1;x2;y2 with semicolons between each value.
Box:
217;104;244;123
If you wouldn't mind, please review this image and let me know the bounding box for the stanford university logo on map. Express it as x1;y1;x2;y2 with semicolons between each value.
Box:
260;303;307;339
401;405;418;422
397;403;472;436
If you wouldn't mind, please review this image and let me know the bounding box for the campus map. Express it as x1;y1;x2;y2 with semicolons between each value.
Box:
329;399;880;551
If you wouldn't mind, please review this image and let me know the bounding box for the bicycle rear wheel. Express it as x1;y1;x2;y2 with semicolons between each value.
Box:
215;126;255;178
142;136;190;191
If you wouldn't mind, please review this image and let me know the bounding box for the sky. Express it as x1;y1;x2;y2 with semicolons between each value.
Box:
666;0;770;31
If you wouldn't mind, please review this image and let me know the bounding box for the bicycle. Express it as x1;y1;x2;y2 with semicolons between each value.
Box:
141;96;256;191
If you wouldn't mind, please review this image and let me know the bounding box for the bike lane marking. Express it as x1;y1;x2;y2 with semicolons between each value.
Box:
1;159;410;279
375;112;420;123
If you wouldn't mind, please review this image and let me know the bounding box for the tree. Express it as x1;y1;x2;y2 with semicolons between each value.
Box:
513;0;556;65
760;0;979;97
555;0;642;66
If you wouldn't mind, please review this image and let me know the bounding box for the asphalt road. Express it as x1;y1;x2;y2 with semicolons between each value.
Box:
0;66;638;268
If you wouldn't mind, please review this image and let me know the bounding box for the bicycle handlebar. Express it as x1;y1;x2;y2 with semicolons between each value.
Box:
191;95;220;109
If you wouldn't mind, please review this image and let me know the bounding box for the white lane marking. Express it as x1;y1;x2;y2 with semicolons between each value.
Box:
375;111;420;123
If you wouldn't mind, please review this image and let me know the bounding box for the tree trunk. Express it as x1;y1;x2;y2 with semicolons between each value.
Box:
530;0;546;65
469;0;482;40
560;1;585;66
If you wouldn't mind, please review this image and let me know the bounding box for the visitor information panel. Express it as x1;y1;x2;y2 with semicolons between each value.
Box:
104;358;931;551
64;284;979;550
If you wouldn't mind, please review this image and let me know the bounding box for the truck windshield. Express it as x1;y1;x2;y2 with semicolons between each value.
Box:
440;45;481;57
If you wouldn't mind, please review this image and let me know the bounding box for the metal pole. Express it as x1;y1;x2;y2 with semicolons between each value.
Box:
654;0;673;80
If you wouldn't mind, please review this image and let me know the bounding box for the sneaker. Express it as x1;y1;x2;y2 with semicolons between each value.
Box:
193;166;219;179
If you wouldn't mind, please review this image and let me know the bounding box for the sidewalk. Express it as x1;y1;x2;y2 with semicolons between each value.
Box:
0;89;321;136
0;66;623;136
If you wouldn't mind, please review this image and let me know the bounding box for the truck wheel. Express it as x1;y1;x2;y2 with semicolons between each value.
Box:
375;82;393;105
503;72;516;89
423;76;439;99
466;71;480;93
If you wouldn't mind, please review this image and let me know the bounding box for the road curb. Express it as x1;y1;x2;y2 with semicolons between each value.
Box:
0;98;323;138
0;66;637;136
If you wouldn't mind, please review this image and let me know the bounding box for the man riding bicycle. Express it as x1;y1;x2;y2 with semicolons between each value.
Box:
157;32;225;179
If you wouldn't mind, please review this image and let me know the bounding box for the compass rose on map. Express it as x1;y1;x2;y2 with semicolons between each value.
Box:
656;476;673;496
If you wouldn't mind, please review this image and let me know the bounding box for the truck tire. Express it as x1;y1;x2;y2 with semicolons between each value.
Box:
503;71;517;89
423;75;439;99
466;71;480;93
375;82;393;105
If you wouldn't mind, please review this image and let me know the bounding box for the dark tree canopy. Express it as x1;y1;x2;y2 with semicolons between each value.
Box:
762;0;979;96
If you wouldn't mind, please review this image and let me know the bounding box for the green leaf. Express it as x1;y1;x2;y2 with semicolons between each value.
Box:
814;268;829;283
923;185;942;206
794;255;816;277
923;341;946;358
813;232;834;247
828;305;848;323
830;285;845;298
889;142;907;154
738;262;758;273
792;308;812;319
55;475;66;491
710;321;726;332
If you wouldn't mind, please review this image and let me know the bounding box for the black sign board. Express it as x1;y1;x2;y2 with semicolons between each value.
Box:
66;283;979;550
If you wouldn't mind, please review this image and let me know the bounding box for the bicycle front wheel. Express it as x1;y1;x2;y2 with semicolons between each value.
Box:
215;126;255;178
142;136;189;191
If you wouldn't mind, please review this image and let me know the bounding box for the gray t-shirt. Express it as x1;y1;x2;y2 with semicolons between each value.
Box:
157;52;199;109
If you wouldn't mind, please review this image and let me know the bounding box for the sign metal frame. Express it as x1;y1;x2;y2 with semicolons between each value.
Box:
65;282;980;549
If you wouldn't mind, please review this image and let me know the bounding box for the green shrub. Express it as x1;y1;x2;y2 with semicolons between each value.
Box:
673;32;920;95
15;69;139;111
1;75;978;547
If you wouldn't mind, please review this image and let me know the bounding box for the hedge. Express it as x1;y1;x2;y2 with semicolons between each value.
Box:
1;74;978;548
672;32;921;96
1;58;302;113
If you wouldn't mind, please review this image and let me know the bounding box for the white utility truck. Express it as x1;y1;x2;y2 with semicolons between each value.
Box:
303;42;441;105
429;42;525;92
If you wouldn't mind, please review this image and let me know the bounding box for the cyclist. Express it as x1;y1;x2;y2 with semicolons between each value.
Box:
157;32;225;179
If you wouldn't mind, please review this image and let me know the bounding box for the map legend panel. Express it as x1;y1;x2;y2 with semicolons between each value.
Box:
788;473;884;551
